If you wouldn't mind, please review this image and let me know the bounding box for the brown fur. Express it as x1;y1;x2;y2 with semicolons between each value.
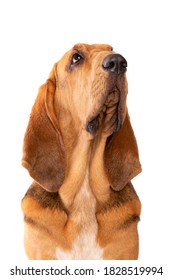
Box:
21;43;142;260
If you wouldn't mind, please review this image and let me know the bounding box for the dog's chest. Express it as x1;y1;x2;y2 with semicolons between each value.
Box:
56;171;103;260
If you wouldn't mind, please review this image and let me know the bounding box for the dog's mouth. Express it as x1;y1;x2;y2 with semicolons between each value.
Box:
86;89;120;135
86;115;100;135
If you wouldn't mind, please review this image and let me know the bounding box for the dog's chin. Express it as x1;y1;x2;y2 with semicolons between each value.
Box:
86;90;120;135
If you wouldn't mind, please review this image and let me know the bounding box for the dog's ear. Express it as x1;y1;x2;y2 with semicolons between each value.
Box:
22;66;65;192
104;113;142;191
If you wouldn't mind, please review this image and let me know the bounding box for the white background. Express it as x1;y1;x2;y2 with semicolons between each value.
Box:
0;0;173;276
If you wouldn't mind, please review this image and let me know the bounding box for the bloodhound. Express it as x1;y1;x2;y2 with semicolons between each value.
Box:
21;43;142;260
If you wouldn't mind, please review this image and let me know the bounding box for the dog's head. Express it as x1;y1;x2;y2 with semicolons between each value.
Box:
22;44;141;193
51;43;127;136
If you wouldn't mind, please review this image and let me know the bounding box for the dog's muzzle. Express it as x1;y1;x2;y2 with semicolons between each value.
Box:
86;53;127;136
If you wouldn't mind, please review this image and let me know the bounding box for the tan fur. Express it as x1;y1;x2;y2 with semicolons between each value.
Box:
22;43;142;259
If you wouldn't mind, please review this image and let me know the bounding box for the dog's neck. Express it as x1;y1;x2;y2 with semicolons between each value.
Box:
56;108;110;209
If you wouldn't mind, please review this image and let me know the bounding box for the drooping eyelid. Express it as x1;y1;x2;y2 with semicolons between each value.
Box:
67;49;85;72
73;49;85;59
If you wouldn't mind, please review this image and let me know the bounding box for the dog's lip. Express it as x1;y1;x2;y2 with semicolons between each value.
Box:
86;115;99;135
105;89;119;104
86;89;119;135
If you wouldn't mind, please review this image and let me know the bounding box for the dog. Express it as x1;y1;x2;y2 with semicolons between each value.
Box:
21;43;142;259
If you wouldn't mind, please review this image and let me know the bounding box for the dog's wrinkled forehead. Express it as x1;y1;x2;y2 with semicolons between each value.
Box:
70;43;114;62
56;43;114;72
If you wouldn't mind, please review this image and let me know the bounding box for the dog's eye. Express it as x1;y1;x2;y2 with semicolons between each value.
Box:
71;53;83;65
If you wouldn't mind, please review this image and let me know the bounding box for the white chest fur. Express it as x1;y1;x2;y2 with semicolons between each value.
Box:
56;169;103;260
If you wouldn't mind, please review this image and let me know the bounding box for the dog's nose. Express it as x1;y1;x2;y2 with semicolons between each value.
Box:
102;54;127;74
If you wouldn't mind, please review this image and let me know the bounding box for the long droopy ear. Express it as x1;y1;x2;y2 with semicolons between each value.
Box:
104;112;142;191
22;69;65;192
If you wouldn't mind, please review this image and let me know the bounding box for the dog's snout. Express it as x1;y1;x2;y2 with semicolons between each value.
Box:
102;54;127;74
